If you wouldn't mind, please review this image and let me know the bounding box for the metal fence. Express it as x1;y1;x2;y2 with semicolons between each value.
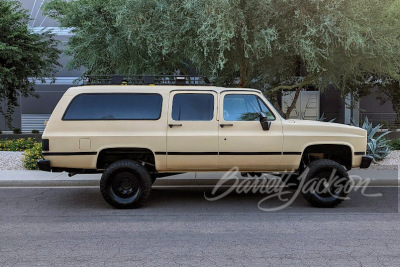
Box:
21;114;51;132
360;112;399;128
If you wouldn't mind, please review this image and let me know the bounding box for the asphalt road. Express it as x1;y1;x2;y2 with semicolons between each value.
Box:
0;186;399;266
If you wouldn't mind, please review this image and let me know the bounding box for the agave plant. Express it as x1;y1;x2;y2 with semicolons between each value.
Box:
317;112;336;122
352;117;391;162
368;138;391;161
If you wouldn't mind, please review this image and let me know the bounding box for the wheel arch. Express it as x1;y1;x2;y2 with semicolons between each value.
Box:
299;143;354;170
96;147;157;171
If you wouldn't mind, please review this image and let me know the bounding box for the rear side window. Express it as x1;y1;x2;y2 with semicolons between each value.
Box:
172;93;214;121
63;93;162;120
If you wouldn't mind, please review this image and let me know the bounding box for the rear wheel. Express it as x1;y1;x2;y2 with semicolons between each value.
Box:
282;174;301;189
301;159;350;208
100;160;152;209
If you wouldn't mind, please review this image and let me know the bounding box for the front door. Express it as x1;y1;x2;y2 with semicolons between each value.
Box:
218;92;283;171
166;91;219;171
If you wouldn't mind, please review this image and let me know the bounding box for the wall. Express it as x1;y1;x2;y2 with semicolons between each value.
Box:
359;88;397;126
320;86;345;123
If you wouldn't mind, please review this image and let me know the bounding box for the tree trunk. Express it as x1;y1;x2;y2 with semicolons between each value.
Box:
273;99;284;116
238;59;246;88
284;86;302;119
273;89;285;116
237;34;248;88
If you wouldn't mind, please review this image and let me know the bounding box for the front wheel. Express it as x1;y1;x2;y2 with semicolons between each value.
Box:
301;159;350;208
100;160;152;209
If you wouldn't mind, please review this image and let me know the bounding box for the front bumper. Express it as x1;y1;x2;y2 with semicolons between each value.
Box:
37;159;51;172
360;156;373;169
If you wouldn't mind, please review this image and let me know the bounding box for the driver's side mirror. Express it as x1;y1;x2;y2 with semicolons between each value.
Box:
259;112;271;131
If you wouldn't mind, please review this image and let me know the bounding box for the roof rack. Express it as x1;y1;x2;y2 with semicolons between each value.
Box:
82;75;212;86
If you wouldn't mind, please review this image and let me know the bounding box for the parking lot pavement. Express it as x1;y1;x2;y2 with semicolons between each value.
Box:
0;186;399;266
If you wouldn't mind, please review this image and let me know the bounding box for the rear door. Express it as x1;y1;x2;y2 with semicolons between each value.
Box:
166;91;219;170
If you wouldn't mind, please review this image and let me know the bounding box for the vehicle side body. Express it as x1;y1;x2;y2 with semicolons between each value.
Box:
40;85;369;175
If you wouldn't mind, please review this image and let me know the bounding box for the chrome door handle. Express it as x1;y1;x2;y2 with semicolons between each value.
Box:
220;124;233;128
168;124;183;128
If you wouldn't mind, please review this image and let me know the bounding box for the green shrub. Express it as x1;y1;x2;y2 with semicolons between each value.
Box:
13;128;21;134
31;129;40;134
0;138;38;151
389;139;400;150
381;120;389;129
0;129;2;134
389;125;398;131
22;143;42;170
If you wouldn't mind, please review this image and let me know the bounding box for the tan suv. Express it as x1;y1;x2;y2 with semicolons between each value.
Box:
38;75;372;209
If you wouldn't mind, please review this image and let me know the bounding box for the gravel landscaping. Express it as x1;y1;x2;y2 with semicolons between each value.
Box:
371;150;400;170
0;152;25;170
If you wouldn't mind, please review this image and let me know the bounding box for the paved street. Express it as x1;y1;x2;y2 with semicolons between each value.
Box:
0;185;399;266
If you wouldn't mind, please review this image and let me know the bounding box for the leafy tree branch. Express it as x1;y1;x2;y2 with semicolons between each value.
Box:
44;0;400;118
0;1;60;128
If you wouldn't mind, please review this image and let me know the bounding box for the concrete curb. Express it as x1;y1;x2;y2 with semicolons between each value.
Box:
0;180;100;187
0;170;100;187
0;170;398;187
0;178;398;188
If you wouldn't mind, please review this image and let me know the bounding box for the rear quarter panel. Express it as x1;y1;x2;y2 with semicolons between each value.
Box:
42;89;169;170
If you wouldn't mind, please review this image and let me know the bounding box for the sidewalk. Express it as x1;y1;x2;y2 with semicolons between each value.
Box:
0;170;101;187
0;169;398;187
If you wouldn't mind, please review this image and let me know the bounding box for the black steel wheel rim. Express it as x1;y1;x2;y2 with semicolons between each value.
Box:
311;169;346;202
110;171;142;204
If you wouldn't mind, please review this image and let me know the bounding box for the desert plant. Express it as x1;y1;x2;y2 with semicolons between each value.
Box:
353;117;391;161
317;112;336;122
13;128;21;134
368;138;391;161
31;129;40;134
22;143;42;170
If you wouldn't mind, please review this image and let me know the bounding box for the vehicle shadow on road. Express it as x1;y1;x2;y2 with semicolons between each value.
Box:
0;186;397;216
146;187;399;214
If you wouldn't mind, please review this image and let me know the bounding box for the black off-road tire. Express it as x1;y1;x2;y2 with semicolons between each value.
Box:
282;174;301;189
100;160;152;209
301;159;350;208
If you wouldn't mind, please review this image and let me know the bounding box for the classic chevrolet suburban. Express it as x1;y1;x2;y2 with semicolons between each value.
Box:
38;75;372;209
